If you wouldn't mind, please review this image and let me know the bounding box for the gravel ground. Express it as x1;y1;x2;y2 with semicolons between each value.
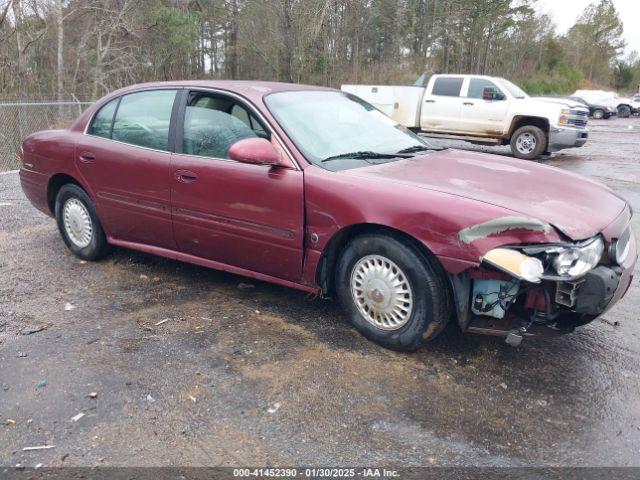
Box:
0;117;639;468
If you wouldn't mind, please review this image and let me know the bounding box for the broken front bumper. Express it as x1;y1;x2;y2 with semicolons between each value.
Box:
459;222;637;343
548;126;588;152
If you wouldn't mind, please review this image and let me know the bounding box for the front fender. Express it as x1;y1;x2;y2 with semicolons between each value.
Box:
303;165;564;282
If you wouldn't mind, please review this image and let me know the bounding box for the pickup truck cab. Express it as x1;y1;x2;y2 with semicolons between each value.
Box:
342;74;589;160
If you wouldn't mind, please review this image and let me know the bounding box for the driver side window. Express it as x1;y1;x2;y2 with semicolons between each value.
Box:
467;78;502;99
182;93;267;159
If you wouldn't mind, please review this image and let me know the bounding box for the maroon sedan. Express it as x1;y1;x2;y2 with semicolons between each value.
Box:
20;81;637;351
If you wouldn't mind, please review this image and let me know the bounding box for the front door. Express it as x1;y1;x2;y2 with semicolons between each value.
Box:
458;78;509;135
75;89;179;249
170;90;305;281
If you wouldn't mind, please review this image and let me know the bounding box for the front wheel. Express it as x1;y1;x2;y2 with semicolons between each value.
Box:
592;109;604;119
510;125;547;160
55;184;111;261
335;233;451;352
617;105;631;118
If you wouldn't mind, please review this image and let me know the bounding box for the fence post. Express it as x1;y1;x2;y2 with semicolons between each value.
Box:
72;93;82;117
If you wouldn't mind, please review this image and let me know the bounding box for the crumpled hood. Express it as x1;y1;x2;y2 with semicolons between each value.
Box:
343;149;627;241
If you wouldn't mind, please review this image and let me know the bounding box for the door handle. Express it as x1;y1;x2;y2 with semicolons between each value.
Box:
463;102;474;106
79;151;95;163
174;169;197;183
425;99;436;103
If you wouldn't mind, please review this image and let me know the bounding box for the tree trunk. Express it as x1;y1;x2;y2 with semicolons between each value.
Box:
481;23;493;74
12;0;26;98
92;32;102;99
226;0;239;79
56;0;64;107
443;34;450;73
280;0;294;83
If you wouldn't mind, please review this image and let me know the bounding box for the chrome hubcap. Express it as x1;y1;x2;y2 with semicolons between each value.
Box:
516;133;536;154
63;198;93;248
350;255;413;330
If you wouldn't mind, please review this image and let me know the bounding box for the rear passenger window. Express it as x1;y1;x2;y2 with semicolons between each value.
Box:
88;98;118;138
111;90;177;151
432;77;464;97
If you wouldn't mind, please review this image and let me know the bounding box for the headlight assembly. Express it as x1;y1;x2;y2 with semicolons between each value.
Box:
482;248;544;283
551;236;604;277
484;236;605;283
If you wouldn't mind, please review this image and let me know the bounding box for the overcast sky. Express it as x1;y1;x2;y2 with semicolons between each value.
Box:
535;0;640;57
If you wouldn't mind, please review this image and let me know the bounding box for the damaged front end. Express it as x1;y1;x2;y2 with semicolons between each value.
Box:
451;223;636;346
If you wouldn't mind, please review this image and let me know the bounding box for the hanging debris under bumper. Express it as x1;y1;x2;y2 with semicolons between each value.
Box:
450;245;635;345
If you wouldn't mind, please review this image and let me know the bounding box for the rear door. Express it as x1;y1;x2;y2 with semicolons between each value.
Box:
420;76;466;133
458;78;509;135
75;89;179;249
170;89;305;281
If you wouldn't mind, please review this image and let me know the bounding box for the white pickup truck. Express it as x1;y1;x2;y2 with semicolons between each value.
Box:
342;74;589;160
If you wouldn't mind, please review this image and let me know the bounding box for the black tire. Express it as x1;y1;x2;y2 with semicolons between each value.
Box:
55;184;111;261
617;105;631;118
509;125;547;160
592;109;604;120
335;233;451;352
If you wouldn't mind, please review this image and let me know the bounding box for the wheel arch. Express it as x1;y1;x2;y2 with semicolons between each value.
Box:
507;116;549;140
316;222;449;297
46;173;89;215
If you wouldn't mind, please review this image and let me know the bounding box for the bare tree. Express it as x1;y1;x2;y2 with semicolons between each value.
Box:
56;0;64;102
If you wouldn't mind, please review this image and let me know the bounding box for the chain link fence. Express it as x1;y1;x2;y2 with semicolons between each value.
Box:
0;99;94;172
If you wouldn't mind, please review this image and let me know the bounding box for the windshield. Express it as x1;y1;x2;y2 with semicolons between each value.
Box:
264;90;437;171
498;78;528;99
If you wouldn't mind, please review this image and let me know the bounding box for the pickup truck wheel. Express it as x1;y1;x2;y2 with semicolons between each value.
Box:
592;109;605;119
335;233;450;352
510;125;547;160
617;105;631;118
55;184;111;261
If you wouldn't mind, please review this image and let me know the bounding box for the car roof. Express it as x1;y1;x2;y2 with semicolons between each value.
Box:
69;80;337;133
104;80;335;103
434;74;499;80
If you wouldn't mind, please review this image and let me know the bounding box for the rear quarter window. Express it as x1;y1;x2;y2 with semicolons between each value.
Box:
432;77;464;97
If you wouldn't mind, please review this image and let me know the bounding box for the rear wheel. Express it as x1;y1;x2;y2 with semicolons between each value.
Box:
335;233;450;352
510;125;547;160
55;184;111;261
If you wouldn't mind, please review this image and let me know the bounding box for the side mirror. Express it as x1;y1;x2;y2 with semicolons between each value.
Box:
228;137;283;166
482;88;505;101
